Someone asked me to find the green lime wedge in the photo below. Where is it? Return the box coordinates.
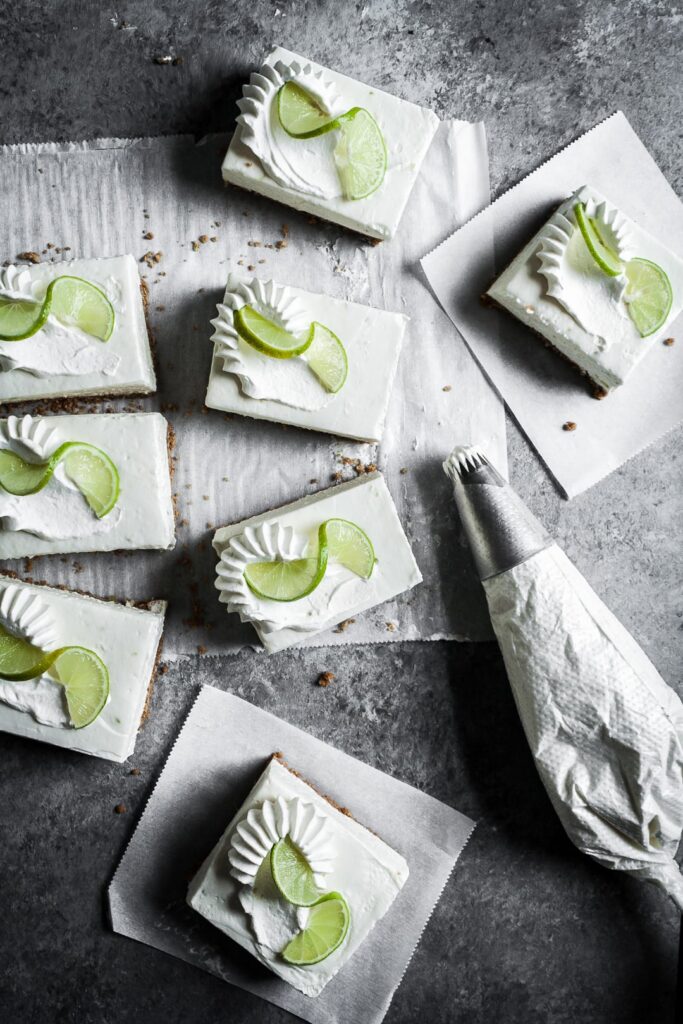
[49,646,109,728]
[244,553,326,602]
[574,202,623,277]
[48,276,115,341]
[624,257,673,337]
[277,81,339,138]
[281,892,350,966]
[0,449,52,495]
[235,305,313,359]
[0,441,119,518]
[0,624,56,681]
[304,323,348,393]
[0,295,49,342]
[334,108,387,200]
[62,444,120,518]
[271,836,321,906]
[323,518,375,578]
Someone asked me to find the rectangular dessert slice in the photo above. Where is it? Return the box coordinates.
[0,412,175,559]
[0,255,156,403]
[188,755,409,997]
[487,184,683,392]
[213,472,421,654]
[0,575,166,762]
[222,46,439,241]
[205,274,407,442]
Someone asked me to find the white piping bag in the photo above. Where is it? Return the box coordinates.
[444,444,683,906]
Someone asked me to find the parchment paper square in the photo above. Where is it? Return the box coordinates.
[108,687,475,1024]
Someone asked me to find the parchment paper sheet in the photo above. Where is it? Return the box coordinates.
[422,111,683,499]
[0,123,503,653]
[108,686,475,1024]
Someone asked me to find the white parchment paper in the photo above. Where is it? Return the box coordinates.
[108,686,475,1024]
[422,111,683,499]
[0,123,503,654]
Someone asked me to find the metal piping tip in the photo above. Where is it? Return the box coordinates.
[443,443,553,581]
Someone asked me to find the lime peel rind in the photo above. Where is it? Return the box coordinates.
[0,275,115,343]
[271,836,321,906]
[280,892,351,966]
[0,441,119,518]
[624,257,673,337]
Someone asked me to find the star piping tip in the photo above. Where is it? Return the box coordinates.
[442,444,489,483]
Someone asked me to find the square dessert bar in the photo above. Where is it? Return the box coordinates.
[205,274,407,442]
[222,46,439,240]
[487,184,683,392]
[0,412,176,559]
[0,255,156,403]
[188,755,409,997]
[214,472,422,654]
[0,575,166,762]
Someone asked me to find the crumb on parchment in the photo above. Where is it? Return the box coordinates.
[334,618,355,634]
[562,421,577,431]
[318,671,335,687]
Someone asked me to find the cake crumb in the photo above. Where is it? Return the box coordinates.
[334,618,355,633]
[562,421,577,431]
[385,621,396,632]
[197,644,207,655]
[17,251,41,264]
[114,803,127,815]
[129,768,141,777]
[318,671,335,687]
[592,387,607,400]
[275,239,288,250]
[198,235,209,244]
[664,337,675,346]
[191,241,200,252]
[442,385,452,392]
[399,467,408,475]
[143,231,154,240]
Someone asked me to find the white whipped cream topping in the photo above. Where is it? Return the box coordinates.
[0,583,69,727]
[537,193,639,350]
[0,265,121,378]
[0,415,121,540]
[229,795,336,957]
[237,60,347,199]
[215,519,376,641]
[228,795,336,886]
[211,277,334,411]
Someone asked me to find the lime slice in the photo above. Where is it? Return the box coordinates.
[624,257,673,337]
[323,518,375,578]
[235,305,313,359]
[244,553,326,602]
[271,836,321,906]
[0,294,48,342]
[0,624,56,681]
[281,892,350,966]
[574,202,623,277]
[334,108,387,200]
[277,82,338,138]
[0,449,52,495]
[304,323,348,393]
[50,646,109,728]
[62,444,120,518]
[48,276,115,341]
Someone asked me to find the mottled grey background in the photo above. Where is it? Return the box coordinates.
[0,2,681,1023]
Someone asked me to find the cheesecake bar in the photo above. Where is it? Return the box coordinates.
[487,184,683,392]
[0,575,166,762]
[0,412,175,559]
[0,255,156,403]
[214,473,421,654]
[222,46,439,241]
[205,274,407,442]
[188,755,409,997]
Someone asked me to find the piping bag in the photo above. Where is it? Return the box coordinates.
[443,444,683,906]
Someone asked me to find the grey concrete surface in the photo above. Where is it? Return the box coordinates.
[0,2,682,1022]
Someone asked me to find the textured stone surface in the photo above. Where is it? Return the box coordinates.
[0,2,682,1022]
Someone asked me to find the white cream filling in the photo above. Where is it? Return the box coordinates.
[0,265,121,378]
[536,195,639,352]
[236,60,348,199]
[211,277,335,411]
[0,414,120,540]
[215,520,378,640]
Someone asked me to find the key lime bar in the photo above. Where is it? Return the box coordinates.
[0,575,166,762]
[487,185,683,393]
[214,473,421,654]
[188,754,409,997]
[0,255,156,403]
[0,413,175,559]
[222,46,439,241]
[205,274,407,441]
